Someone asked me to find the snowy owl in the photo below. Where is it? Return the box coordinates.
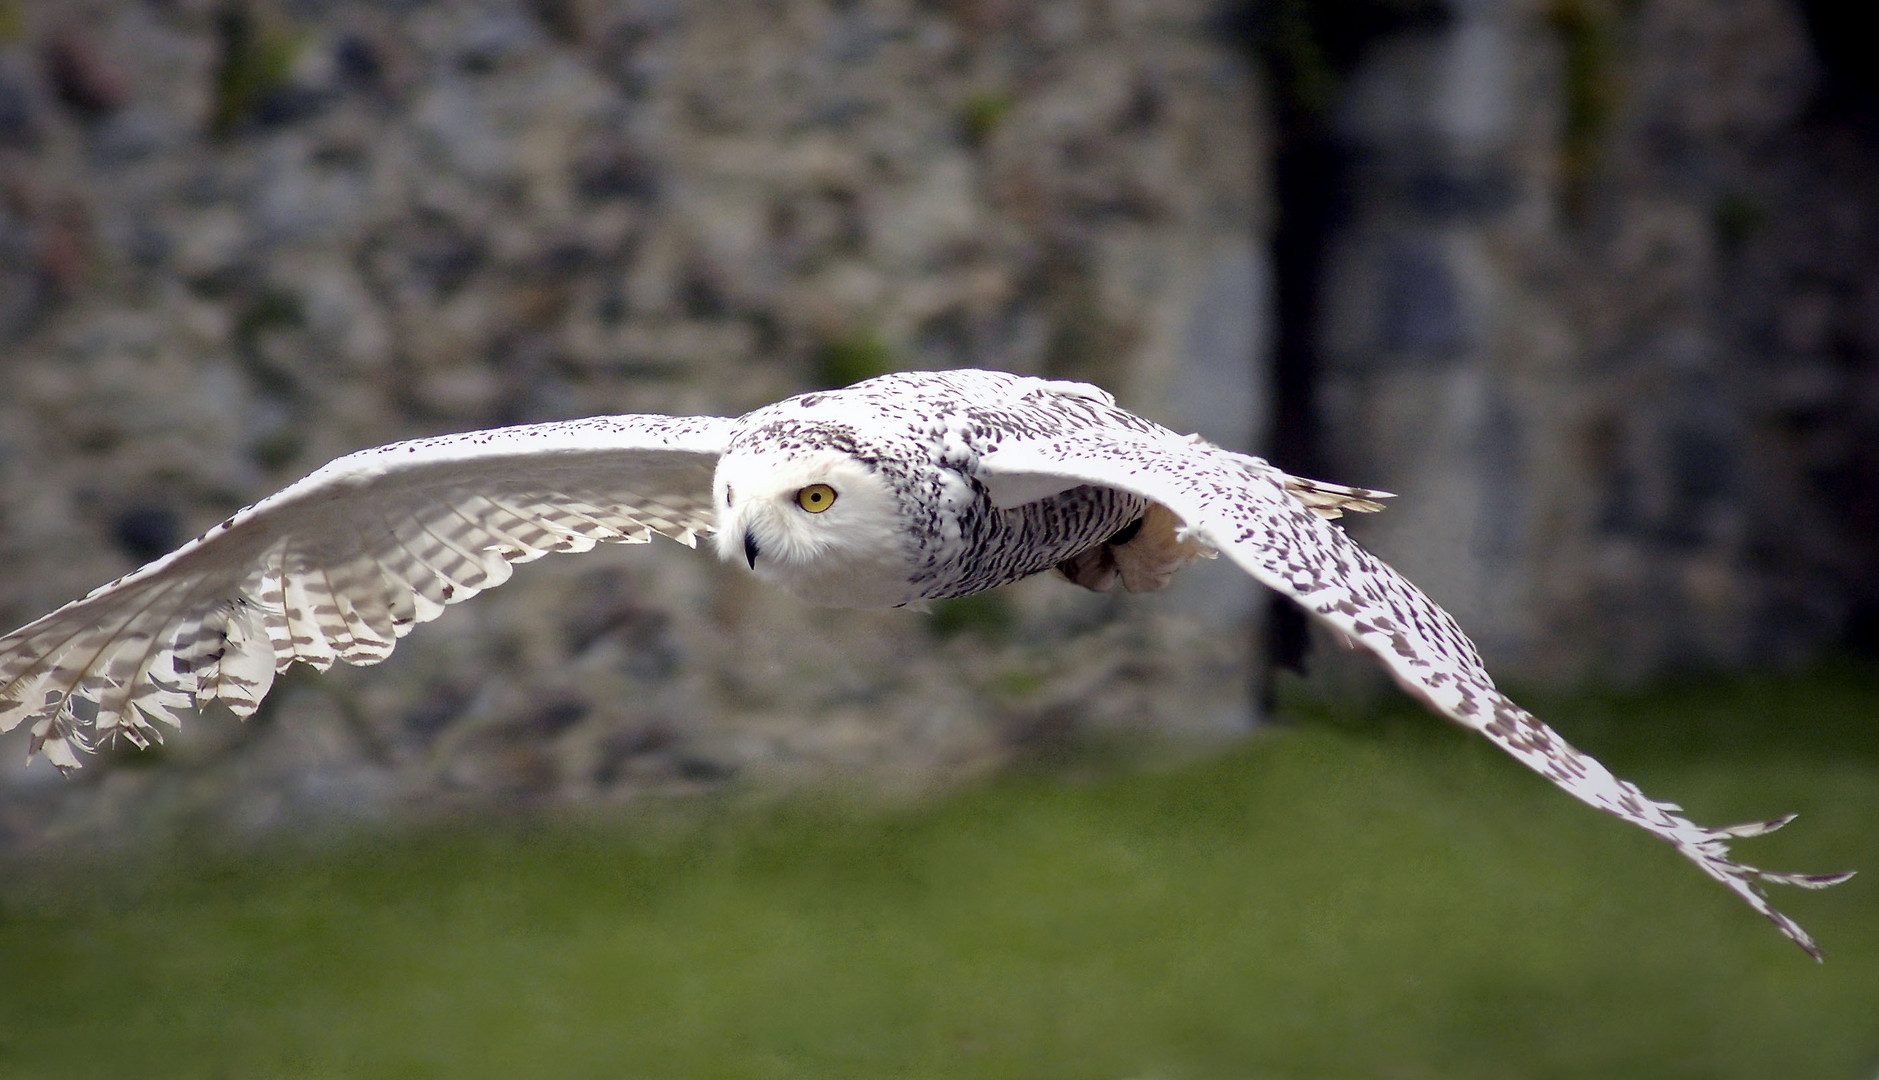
[0,369,1851,957]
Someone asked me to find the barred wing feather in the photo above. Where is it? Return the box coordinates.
[0,414,730,772]
[978,424,1853,961]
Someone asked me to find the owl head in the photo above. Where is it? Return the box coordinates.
[712,444,915,608]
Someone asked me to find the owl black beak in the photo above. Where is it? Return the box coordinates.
[743,530,759,569]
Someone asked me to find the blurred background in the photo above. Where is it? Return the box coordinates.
[0,1,1874,1075]
[2,0,1873,844]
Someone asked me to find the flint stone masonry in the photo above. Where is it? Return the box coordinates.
[1316,0,1878,686]
[0,0,1262,848]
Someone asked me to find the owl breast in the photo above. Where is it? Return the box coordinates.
[915,482,1148,601]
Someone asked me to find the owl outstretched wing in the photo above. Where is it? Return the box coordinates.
[0,414,730,772]
[975,409,1852,960]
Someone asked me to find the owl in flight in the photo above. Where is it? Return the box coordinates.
[0,369,1851,957]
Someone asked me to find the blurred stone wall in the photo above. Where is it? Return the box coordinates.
[0,0,1264,847]
[1315,0,1879,685]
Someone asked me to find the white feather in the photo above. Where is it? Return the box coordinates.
[976,420,1852,961]
[0,414,729,767]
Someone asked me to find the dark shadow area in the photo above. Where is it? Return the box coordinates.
[1214,0,1447,691]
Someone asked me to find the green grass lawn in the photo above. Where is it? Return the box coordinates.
[2,664,1875,1079]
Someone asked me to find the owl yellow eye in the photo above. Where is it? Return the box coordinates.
[795,484,837,513]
